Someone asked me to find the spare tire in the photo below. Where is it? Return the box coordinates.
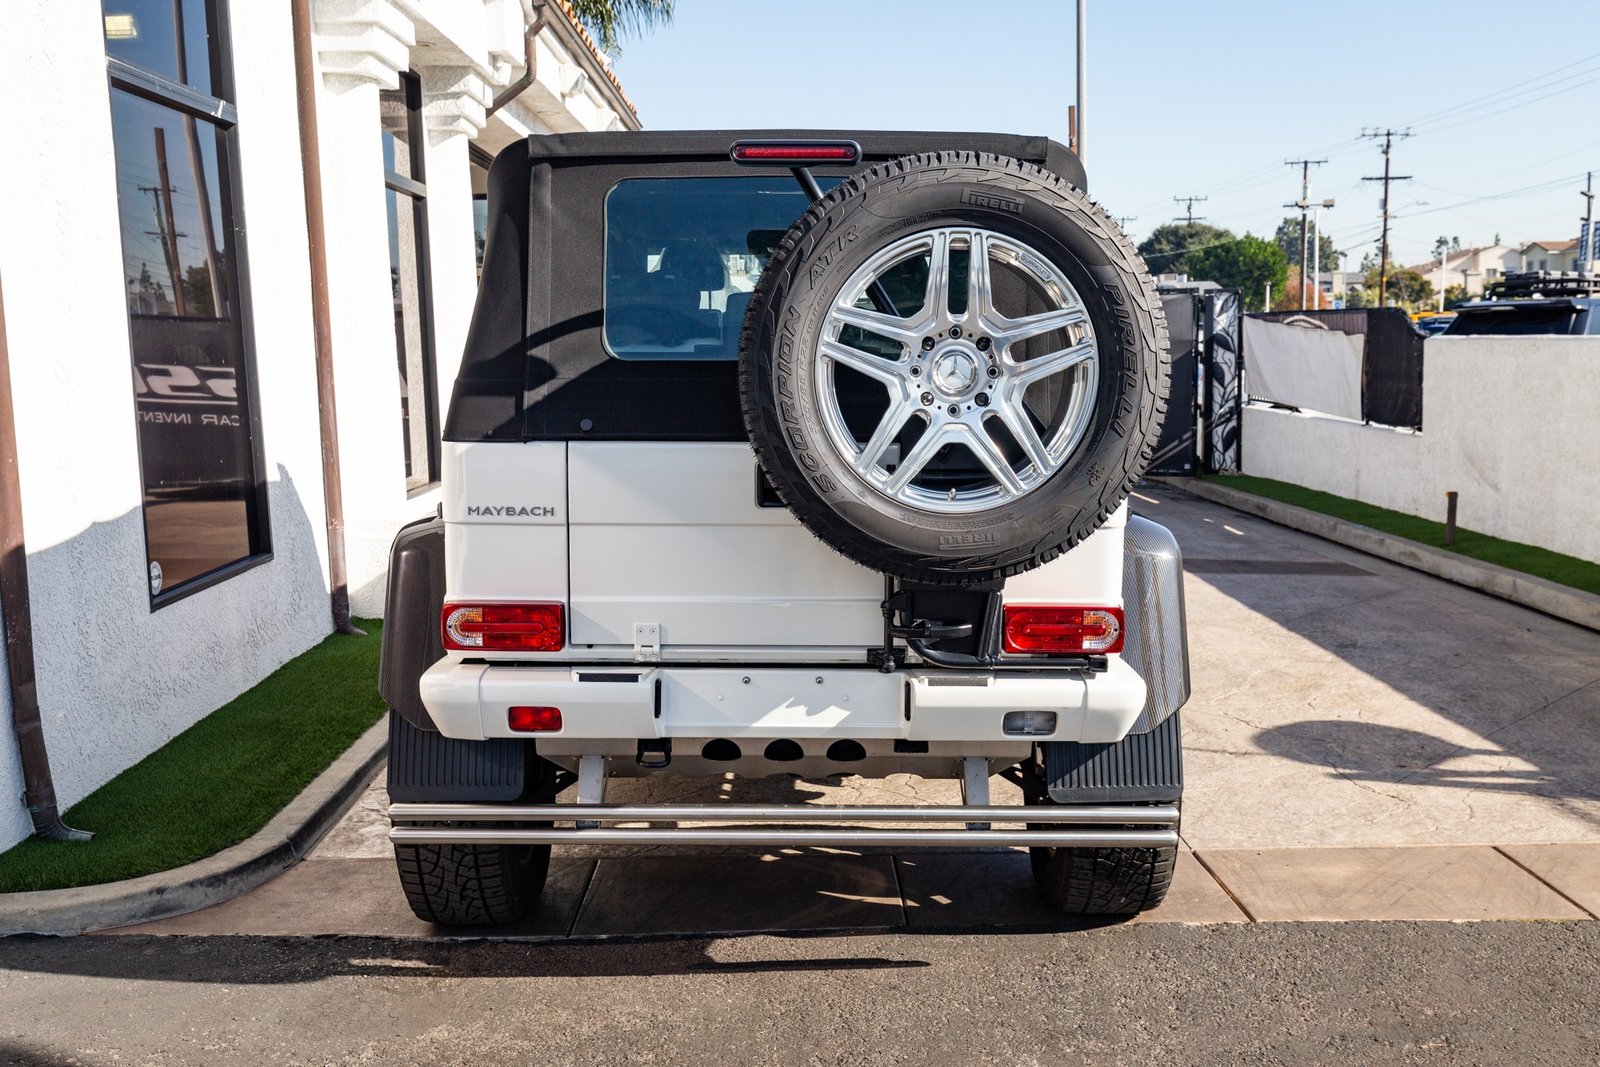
[739,151,1168,585]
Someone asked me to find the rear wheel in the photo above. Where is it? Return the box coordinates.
[1028,837,1176,917]
[1025,790,1177,916]
[393,755,559,927]
[394,830,551,926]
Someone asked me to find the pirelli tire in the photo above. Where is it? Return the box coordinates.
[739,151,1168,584]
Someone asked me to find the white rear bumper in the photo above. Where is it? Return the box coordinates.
[419,657,1148,744]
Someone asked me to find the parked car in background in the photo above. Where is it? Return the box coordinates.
[1412,312,1455,336]
[1444,272,1600,336]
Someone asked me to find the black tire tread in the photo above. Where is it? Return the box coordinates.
[1029,842,1177,916]
[738,150,1169,585]
[394,833,549,926]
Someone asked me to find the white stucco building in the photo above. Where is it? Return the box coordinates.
[0,0,636,850]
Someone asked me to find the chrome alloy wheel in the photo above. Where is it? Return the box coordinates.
[814,227,1099,515]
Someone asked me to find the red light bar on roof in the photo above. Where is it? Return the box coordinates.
[729,140,861,166]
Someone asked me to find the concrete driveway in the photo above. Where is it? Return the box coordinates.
[113,482,1600,937]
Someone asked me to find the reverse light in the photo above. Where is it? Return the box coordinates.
[729,140,861,166]
[1002,606,1125,655]
[1002,710,1059,737]
[441,602,564,652]
[508,706,563,733]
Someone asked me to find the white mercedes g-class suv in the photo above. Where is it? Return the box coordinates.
[379,131,1188,924]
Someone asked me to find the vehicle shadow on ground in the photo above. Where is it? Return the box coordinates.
[2,926,1144,984]
[1254,720,1575,794]
[1140,484,1600,826]
[0,1040,97,1067]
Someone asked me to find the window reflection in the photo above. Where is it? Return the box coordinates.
[104,0,217,95]
[389,188,432,485]
[110,83,264,594]
[111,92,228,319]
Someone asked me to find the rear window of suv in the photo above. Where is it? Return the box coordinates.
[602,176,837,361]
[1445,303,1584,335]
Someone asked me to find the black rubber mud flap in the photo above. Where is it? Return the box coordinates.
[1042,712,1182,804]
[386,711,526,804]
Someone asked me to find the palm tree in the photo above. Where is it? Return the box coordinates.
[568,0,674,53]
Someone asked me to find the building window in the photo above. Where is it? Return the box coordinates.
[470,143,493,281]
[104,0,271,604]
[381,72,438,491]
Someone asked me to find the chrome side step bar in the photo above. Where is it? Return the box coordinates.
[388,803,1180,848]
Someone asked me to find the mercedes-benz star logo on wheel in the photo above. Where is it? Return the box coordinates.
[932,350,978,394]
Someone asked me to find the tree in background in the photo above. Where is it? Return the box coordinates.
[1343,285,1376,308]
[1188,234,1288,312]
[1444,284,1471,307]
[569,0,673,52]
[1135,222,1233,278]
[1271,216,1338,272]
[1359,262,1434,311]
[1270,266,1335,311]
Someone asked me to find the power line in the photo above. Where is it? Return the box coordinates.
[1172,196,1207,223]
[1400,171,1588,218]
[1400,52,1600,132]
[1413,71,1600,138]
[1360,129,1413,306]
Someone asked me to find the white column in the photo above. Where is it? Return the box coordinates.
[417,66,493,402]
[312,0,419,613]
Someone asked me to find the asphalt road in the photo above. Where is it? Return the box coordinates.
[3,921,1598,1065]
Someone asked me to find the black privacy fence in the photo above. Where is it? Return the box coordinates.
[1250,308,1424,430]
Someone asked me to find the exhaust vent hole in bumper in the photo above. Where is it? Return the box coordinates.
[702,738,742,762]
[763,739,804,762]
[825,739,866,762]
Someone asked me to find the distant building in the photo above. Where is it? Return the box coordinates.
[1402,244,1519,297]
[1520,239,1579,273]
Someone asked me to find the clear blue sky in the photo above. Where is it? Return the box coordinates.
[611,1,1600,270]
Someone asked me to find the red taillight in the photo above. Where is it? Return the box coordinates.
[1002,606,1125,655]
[508,706,563,733]
[729,140,861,165]
[441,602,564,652]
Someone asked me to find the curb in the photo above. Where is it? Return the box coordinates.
[1153,476,1600,634]
[0,718,388,937]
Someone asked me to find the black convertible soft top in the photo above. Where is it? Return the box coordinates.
[444,130,1083,444]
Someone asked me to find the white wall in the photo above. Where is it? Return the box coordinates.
[1242,335,1600,563]
[0,2,334,849]
[0,0,632,849]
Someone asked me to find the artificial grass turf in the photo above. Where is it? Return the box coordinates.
[0,620,384,893]
[1211,474,1600,598]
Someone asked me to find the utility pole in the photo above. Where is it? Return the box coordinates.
[1173,196,1208,224]
[1437,242,1447,313]
[1115,215,1137,232]
[1076,0,1086,162]
[1582,171,1595,273]
[151,128,188,316]
[1361,128,1413,307]
[1313,203,1329,309]
[1285,159,1327,309]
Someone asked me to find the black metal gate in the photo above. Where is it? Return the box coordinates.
[1148,287,1243,475]
[1149,294,1200,475]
